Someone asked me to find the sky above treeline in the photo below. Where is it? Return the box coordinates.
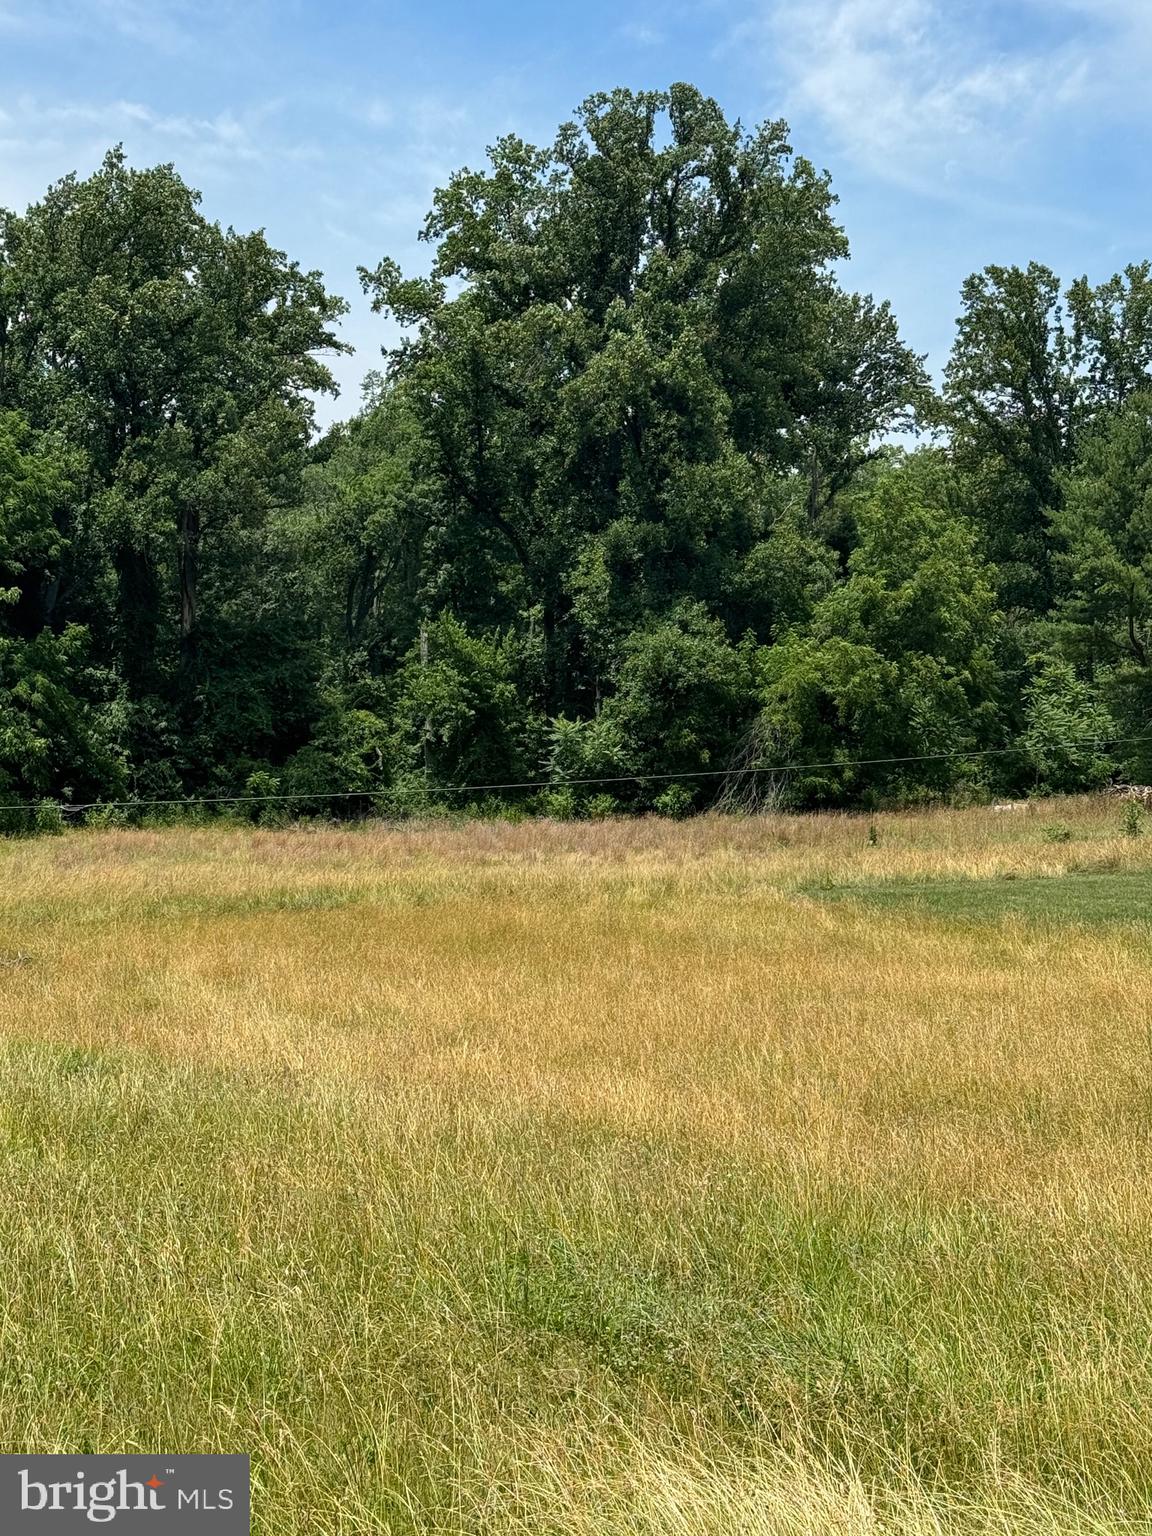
[1,0,1149,427]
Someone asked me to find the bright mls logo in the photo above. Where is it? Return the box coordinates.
[0,1456,249,1531]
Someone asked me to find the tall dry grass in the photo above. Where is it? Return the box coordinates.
[0,797,1150,1532]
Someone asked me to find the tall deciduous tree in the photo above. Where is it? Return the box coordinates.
[0,411,116,803]
[944,263,1075,613]
[0,147,347,779]
[757,458,1003,803]
[361,85,926,714]
[1067,262,1152,414]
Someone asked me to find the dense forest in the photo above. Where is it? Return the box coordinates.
[1,83,1149,823]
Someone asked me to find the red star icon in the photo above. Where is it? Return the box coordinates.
[146,1476,164,1489]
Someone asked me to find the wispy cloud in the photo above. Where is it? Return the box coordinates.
[0,0,241,50]
[758,0,1149,197]
[620,21,666,48]
[0,94,321,216]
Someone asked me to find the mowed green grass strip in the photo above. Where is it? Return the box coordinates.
[807,867,1152,930]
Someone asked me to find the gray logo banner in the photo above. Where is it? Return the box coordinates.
[0,1456,249,1531]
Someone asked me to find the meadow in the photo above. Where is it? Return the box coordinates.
[3,797,1152,1533]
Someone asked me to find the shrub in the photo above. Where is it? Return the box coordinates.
[243,770,283,826]
[584,793,620,820]
[392,616,529,787]
[0,801,32,837]
[86,804,127,830]
[1041,821,1072,843]
[653,782,694,819]
[374,773,449,822]
[34,799,65,836]
[605,604,757,783]
[1122,799,1145,838]
[1019,661,1116,793]
[461,795,525,823]
[538,787,578,820]
[546,714,629,786]
[281,707,395,818]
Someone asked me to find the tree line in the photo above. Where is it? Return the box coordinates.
[1,84,1148,823]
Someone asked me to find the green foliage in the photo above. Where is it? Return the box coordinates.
[546,713,629,788]
[0,627,121,806]
[652,782,695,819]
[85,804,128,831]
[944,263,1072,611]
[583,793,620,820]
[0,411,70,606]
[243,770,282,826]
[375,773,446,822]
[392,615,529,786]
[281,703,394,817]
[1041,821,1073,843]
[360,84,924,718]
[1122,799,1145,838]
[757,465,1002,804]
[34,799,65,836]
[735,497,840,641]
[603,603,757,782]
[8,99,1152,826]
[537,787,578,820]
[0,146,346,806]
[1017,661,1116,793]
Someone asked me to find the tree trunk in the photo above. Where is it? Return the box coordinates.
[114,543,161,694]
[179,501,201,677]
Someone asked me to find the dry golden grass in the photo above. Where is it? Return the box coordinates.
[1,796,1151,1532]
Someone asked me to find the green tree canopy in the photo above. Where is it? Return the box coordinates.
[0,146,347,783]
[361,84,926,717]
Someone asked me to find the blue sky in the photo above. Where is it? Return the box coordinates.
[2,0,1150,426]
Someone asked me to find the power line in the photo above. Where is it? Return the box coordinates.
[3,731,1149,818]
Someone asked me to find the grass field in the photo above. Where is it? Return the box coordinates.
[4,795,1152,1533]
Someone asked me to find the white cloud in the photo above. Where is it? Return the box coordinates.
[620,21,665,47]
[762,0,1147,195]
[0,94,320,216]
[359,99,395,130]
[0,0,238,50]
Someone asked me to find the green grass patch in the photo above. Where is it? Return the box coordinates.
[806,868,1152,931]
